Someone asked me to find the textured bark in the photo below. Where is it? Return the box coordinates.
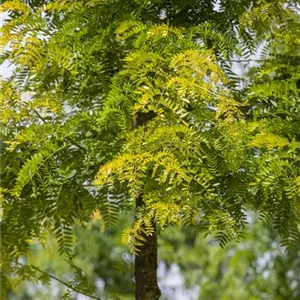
[135,197,161,300]
[133,111,160,299]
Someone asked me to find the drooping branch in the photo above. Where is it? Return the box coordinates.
[16,262,102,300]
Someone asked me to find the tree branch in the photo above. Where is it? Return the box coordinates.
[33,109,47,123]
[229,59,265,63]
[17,262,102,300]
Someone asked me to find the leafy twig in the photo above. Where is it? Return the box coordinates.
[17,262,102,300]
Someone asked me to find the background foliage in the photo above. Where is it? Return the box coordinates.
[8,216,300,299]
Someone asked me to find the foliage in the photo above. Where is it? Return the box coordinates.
[8,217,300,299]
[160,216,300,300]
[1,0,300,297]
[7,215,134,300]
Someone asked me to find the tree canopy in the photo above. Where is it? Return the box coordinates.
[1,0,300,299]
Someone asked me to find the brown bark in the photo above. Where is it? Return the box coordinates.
[133,111,160,299]
[135,197,161,300]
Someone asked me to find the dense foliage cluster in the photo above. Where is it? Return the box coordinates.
[1,0,300,298]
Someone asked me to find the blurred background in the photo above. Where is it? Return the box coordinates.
[7,213,300,300]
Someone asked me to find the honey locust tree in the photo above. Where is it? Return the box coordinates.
[1,1,300,299]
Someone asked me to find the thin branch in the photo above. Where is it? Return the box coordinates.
[194,83,224,98]
[17,262,102,300]
[33,109,47,123]
[229,59,265,63]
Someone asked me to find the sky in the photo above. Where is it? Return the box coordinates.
[1,12,14,78]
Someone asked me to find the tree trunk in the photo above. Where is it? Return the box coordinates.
[135,197,161,300]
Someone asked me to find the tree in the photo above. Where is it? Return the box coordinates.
[1,1,300,299]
